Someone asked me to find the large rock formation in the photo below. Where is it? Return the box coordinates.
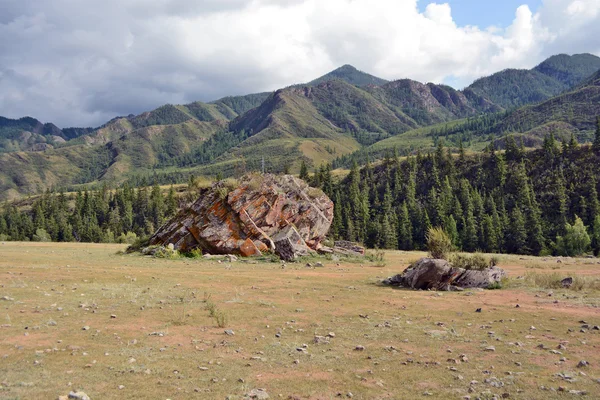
[383,258,507,290]
[149,174,333,258]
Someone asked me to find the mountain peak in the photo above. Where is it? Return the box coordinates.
[308,65,388,87]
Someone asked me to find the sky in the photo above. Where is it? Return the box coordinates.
[0,0,599,128]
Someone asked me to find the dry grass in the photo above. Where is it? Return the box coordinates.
[0,243,599,399]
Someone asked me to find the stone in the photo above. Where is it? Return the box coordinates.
[382,258,507,290]
[577,360,589,368]
[224,330,235,336]
[246,388,269,399]
[148,174,333,258]
[313,335,330,345]
[561,277,573,288]
[272,225,311,261]
[68,391,91,400]
[333,241,365,256]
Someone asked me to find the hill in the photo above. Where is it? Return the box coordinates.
[467,53,600,109]
[308,64,389,87]
[1,55,599,200]
[0,116,94,153]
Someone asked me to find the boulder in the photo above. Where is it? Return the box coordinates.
[383,258,507,290]
[561,277,573,288]
[332,240,365,256]
[149,174,333,258]
[272,225,311,261]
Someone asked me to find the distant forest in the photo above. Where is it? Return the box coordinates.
[2,122,600,256]
[318,125,600,256]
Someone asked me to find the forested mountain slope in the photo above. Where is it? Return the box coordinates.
[315,138,600,256]
[467,53,600,109]
[1,54,599,201]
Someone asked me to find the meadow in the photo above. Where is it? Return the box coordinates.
[1,242,599,399]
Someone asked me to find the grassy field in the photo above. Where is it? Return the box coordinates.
[1,242,599,399]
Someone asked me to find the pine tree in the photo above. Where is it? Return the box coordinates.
[507,207,528,254]
[593,116,600,152]
[592,214,600,256]
[398,202,413,250]
[299,160,309,181]
[444,215,459,248]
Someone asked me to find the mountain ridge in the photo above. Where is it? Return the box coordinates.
[1,53,599,201]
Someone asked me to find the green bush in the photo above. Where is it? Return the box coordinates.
[450,253,490,271]
[556,216,591,256]
[183,248,203,258]
[214,310,229,328]
[426,227,453,260]
[32,228,51,242]
[118,231,138,245]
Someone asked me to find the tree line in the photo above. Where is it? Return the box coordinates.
[314,120,600,256]
[2,119,600,257]
[0,183,178,243]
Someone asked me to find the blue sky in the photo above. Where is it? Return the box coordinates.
[419,0,543,28]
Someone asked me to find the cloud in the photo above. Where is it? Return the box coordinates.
[0,0,598,127]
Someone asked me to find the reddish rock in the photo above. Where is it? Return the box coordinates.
[149,174,334,257]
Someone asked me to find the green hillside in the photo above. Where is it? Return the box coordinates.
[0,116,93,153]
[308,64,389,87]
[467,53,600,109]
[1,55,599,201]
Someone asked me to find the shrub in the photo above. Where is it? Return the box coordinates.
[183,248,203,258]
[450,253,490,271]
[556,216,591,256]
[426,227,453,260]
[118,231,138,245]
[32,228,51,242]
[214,310,229,328]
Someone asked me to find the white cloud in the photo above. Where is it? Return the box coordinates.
[0,0,598,127]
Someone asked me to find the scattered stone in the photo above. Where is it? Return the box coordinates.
[245,388,269,399]
[1,296,14,301]
[110,314,116,319]
[333,241,365,256]
[82,326,90,331]
[224,330,235,336]
[67,391,90,400]
[484,346,496,352]
[577,360,589,368]
[355,345,365,351]
[313,336,330,345]
[561,277,573,288]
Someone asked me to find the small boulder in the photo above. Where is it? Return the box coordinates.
[68,391,90,400]
[246,388,269,399]
[561,277,573,288]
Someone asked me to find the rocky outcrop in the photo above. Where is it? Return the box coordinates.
[149,174,333,258]
[383,258,507,290]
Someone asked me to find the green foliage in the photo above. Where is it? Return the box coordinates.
[214,310,229,328]
[450,253,491,271]
[32,228,51,242]
[307,64,388,87]
[118,232,138,244]
[183,248,203,259]
[323,142,600,256]
[555,216,591,256]
[426,227,453,260]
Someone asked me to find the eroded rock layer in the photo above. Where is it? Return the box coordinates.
[149,174,333,257]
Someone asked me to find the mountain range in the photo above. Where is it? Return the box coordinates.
[1,53,599,201]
